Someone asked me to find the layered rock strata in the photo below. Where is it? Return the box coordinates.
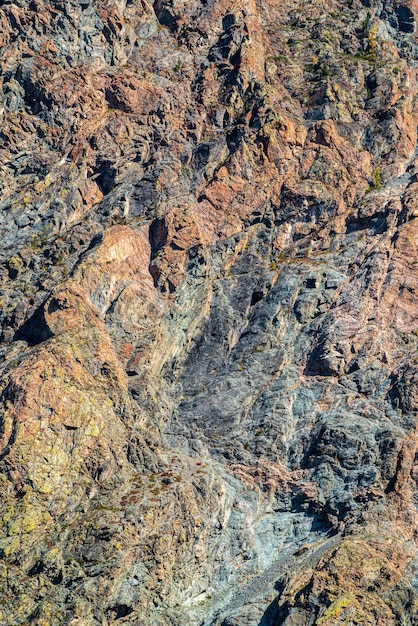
[0,0,418,624]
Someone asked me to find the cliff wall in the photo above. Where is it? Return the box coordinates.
[0,0,418,624]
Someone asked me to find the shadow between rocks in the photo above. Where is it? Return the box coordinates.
[257,581,285,626]
[258,599,281,626]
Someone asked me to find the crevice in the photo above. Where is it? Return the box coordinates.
[152,0,178,31]
[396,5,415,33]
[107,604,134,619]
[14,302,52,346]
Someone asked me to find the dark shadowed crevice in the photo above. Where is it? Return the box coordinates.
[149,217,168,257]
[107,604,134,620]
[94,160,117,195]
[14,303,52,346]
[396,5,415,33]
[152,0,178,30]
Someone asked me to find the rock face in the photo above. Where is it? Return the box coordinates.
[1,0,418,624]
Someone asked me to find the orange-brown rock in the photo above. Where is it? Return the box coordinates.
[1,0,418,624]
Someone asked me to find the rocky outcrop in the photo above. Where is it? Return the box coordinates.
[0,0,418,624]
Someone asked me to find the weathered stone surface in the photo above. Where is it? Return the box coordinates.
[0,0,418,624]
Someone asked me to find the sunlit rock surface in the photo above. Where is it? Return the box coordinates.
[0,0,418,624]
